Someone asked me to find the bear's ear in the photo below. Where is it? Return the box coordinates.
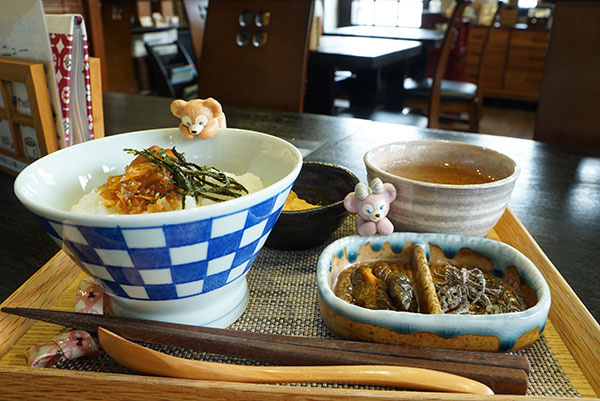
[202,97,223,115]
[170,99,188,118]
[383,183,397,202]
[343,193,358,213]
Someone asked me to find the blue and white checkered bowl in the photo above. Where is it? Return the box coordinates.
[14,128,302,327]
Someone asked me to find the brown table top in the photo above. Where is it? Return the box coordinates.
[325,25,443,45]
[309,35,422,70]
[2,92,599,326]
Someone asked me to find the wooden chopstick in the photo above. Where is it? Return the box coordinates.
[1,307,529,394]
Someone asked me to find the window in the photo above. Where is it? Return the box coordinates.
[350,0,424,28]
[518,0,538,8]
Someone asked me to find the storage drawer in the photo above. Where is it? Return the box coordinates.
[465,65,479,83]
[504,69,543,93]
[488,28,510,46]
[464,25,548,100]
[468,26,488,48]
[510,30,549,49]
[481,45,507,67]
[466,52,481,68]
[507,47,546,71]
[468,42,484,54]
[480,68,504,89]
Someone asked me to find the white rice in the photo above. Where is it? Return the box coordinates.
[71,171,264,214]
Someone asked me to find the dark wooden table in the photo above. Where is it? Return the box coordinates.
[304,35,422,116]
[2,92,600,326]
[324,25,444,84]
[325,25,443,45]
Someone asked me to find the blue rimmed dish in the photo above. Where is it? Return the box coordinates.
[317,233,551,352]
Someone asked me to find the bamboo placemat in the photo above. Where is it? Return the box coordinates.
[2,215,595,398]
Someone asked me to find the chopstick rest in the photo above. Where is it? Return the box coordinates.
[98,327,494,395]
[26,329,98,368]
[25,280,104,367]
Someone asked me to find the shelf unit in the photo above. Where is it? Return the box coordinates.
[466,24,549,101]
[145,39,198,99]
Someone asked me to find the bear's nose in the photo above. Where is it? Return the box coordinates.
[375,213,381,218]
[191,129,198,134]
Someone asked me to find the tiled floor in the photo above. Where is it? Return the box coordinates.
[336,99,538,139]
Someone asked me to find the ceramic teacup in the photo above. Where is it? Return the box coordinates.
[364,140,519,237]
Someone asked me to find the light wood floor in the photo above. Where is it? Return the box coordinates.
[336,99,538,139]
[478,100,537,139]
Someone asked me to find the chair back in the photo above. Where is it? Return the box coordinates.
[197,0,314,112]
[182,0,209,68]
[475,1,504,97]
[428,0,472,128]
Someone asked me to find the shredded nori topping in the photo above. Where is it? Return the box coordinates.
[124,147,248,208]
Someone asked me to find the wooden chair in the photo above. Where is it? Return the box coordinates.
[403,0,499,131]
[182,0,209,68]
[196,0,314,112]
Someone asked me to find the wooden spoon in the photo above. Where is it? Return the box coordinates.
[98,327,494,395]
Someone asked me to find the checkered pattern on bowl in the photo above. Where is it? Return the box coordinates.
[34,186,291,301]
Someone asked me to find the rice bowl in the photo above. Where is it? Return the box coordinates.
[14,127,303,327]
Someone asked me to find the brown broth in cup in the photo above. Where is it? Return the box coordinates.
[386,161,498,185]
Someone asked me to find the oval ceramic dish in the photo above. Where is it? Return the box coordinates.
[317,233,551,352]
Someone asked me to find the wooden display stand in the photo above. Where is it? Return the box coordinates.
[145,40,198,99]
[0,57,103,176]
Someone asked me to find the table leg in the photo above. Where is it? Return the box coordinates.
[383,60,407,111]
[304,64,336,115]
[349,69,379,115]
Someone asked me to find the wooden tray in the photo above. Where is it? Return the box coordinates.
[1,209,599,400]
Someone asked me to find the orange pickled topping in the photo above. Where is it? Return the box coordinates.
[99,147,182,214]
[130,146,177,167]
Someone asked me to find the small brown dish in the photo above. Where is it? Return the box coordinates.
[265,162,359,250]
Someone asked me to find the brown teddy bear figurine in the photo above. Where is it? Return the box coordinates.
[170,97,227,139]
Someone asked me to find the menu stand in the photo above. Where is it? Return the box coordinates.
[0,57,103,176]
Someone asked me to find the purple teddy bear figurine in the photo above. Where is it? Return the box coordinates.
[344,178,397,236]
